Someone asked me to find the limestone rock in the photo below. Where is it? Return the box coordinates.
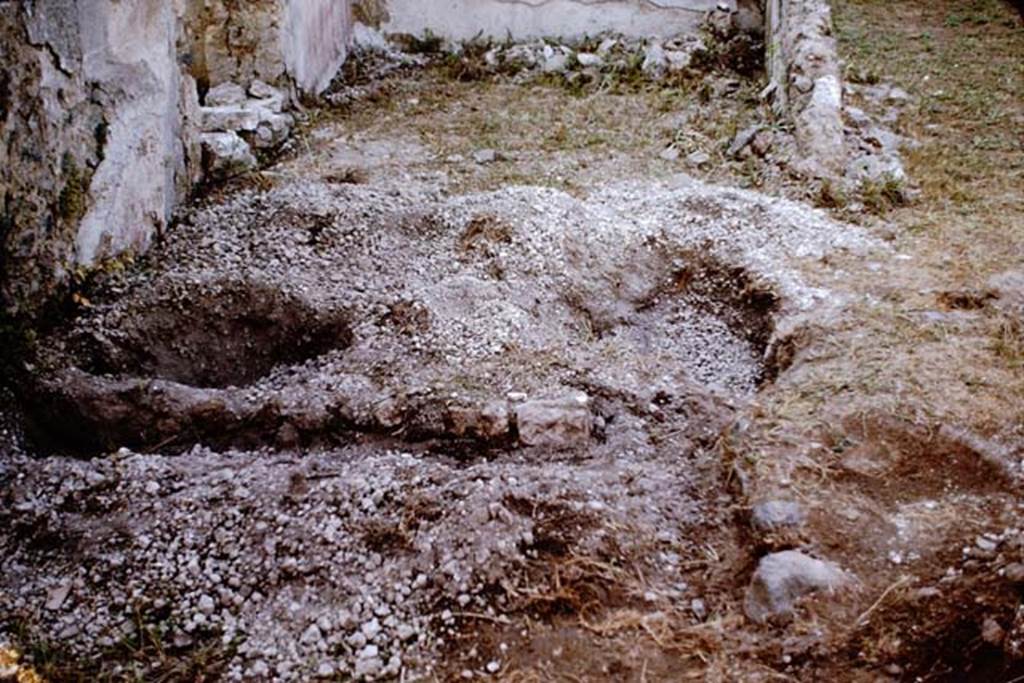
[205,82,247,107]
[751,500,805,532]
[473,149,499,164]
[795,75,845,177]
[728,125,762,158]
[249,80,287,112]
[642,43,667,76]
[744,550,848,623]
[516,394,591,449]
[541,45,569,73]
[201,99,294,150]
[847,152,906,184]
[766,0,846,177]
[445,402,510,441]
[660,146,681,162]
[201,132,258,180]
[687,151,712,167]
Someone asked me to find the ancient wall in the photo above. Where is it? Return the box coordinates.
[765,0,845,177]
[377,0,723,41]
[284,0,353,94]
[0,0,201,316]
[184,0,351,97]
[0,0,352,318]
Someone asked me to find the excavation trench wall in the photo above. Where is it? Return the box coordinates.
[373,0,723,40]
[0,0,352,318]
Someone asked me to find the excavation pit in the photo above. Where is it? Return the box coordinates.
[73,279,353,390]
[13,176,864,460]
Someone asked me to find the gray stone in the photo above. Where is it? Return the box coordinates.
[751,500,805,532]
[728,125,762,158]
[201,132,258,180]
[844,106,871,129]
[642,43,667,76]
[516,393,591,449]
[473,148,499,164]
[248,80,286,111]
[767,0,846,177]
[301,623,323,645]
[796,76,846,176]
[542,45,569,73]
[354,655,384,679]
[45,580,73,611]
[576,52,603,68]
[665,49,694,71]
[686,151,712,168]
[659,146,681,162]
[735,6,765,37]
[201,95,293,151]
[847,152,906,184]
[198,594,216,615]
[360,618,382,639]
[202,104,264,133]
[744,551,848,623]
[252,113,295,149]
[206,82,247,107]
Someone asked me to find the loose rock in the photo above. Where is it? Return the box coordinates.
[744,551,848,623]
[751,500,805,532]
[200,132,258,180]
[515,394,592,449]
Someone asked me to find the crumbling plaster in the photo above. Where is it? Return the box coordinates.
[380,0,728,41]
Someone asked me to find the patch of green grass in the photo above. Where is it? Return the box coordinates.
[814,179,849,210]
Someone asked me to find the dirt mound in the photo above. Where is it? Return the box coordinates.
[1,172,882,679]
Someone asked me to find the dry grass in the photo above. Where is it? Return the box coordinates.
[289,63,771,197]
[755,0,1024,439]
[835,0,1024,274]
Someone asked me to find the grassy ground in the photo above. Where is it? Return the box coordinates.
[297,63,772,196]
[771,0,1024,435]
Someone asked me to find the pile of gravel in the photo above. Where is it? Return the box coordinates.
[2,167,880,678]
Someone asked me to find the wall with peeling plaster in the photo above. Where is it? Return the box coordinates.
[0,0,352,318]
[380,0,727,40]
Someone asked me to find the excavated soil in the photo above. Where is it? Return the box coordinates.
[1,154,881,680]
[4,5,1022,680]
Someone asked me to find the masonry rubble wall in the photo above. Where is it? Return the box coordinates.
[765,0,846,177]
